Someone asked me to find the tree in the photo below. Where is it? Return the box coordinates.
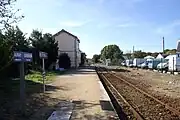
[4,26,29,51]
[0,0,24,29]
[29,30,43,69]
[0,26,29,78]
[123,53,132,59]
[92,54,100,63]
[164,49,176,55]
[133,50,147,58]
[151,52,159,58]
[100,45,123,64]
[80,52,87,66]
[43,33,58,68]
[29,30,59,69]
[58,53,71,69]
[0,32,12,76]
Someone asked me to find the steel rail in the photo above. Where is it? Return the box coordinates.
[109,71,180,117]
[98,71,145,120]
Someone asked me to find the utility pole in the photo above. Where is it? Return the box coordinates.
[162,37,165,54]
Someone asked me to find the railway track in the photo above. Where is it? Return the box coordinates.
[96,67,180,120]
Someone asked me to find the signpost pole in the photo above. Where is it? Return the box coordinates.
[20,61,25,109]
[42,58,45,93]
[39,51,48,93]
[14,51,32,110]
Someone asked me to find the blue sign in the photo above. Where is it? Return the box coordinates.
[23,52,33,62]
[39,52,48,59]
[13,51,32,62]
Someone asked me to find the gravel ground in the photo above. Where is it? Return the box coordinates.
[114,67,180,112]
[104,73,179,120]
[40,69,118,120]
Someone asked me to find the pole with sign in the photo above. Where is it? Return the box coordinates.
[39,52,48,93]
[13,51,32,109]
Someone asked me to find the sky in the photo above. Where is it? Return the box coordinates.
[14,0,180,58]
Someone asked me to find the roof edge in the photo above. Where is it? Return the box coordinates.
[53,29,80,43]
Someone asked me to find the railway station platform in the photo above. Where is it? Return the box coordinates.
[47,68,118,120]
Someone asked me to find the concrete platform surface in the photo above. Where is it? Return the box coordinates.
[47,68,118,120]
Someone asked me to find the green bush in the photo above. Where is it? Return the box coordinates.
[58,53,71,69]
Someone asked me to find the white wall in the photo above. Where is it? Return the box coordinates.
[55,32,82,68]
[75,40,81,67]
[55,32,76,67]
[55,32,75,51]
[156,54,164,59]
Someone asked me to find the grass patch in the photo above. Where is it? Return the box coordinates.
[25,70,66,84]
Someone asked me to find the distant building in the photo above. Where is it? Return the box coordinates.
[144,55,154,59]
[177,40,180,53]
[54,29,81,68]
[156,53,168,59]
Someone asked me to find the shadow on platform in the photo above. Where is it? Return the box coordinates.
[71,100,119,120]
[63,67,96,75]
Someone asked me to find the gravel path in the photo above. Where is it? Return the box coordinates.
[35,69,118,120]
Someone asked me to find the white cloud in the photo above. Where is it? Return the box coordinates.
[59,20,91,27]
[117,23,137,28]
[156,20,180,35]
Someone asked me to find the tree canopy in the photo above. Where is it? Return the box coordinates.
[92,54,100,63]
[164,49,176,55]
[80,52,87,66]
[0,27,60,78]
[58,53,71,69]
[133,50,148,58]
[100,45,123,64]
[0,26,29,77]
[0,0,24,29]
[124,50,177,59]
[29,30,59,69]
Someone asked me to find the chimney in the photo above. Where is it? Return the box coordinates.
[162,37,165,54]
[177,40,180,53]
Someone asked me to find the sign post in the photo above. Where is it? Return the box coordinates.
[39,52,48,93]
[13,51,32,109]
[20,62,25,103]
